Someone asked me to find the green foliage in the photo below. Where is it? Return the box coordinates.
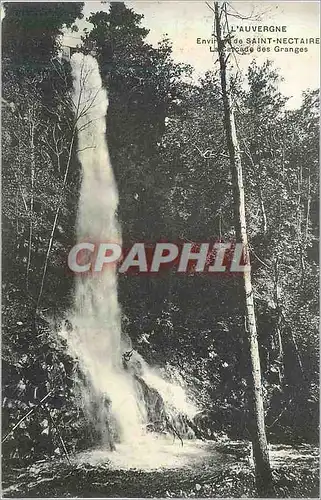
[2,6,82,461]
[2,2,84,66]
[235,62,319,440]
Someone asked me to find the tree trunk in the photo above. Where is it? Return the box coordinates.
[305,167,311,242]
[273,258,284,386]
[214,2,273,495]
[36,66,84,312]
[36,130,76,311]
[26,114,36,290]
[257,177,268,235]
[241,140,267,235]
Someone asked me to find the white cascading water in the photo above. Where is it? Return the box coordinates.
[61,53,197,464]
[66,52,146,445]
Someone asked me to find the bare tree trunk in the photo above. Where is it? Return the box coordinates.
[36,130,76,311]
[305,167,311,242]
[36,69,84,312]
[257,179,267,235]
[26,114,36,290]
[273,258,284,386]
[214,3,273,495]
[296,164,306,282]
[240,135,268,235]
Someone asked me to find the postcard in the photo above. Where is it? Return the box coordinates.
[2,1,319,498]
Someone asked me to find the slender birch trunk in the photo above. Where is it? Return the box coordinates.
[36,129,76,311]
[305,167,311,242]
[36,64,84,311]
[26,113,36,290]
[214,3,273,495]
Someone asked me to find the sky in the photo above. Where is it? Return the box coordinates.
[3,1,318,109]
[62,1,320,109]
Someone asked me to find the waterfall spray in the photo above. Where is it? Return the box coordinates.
[62,53,197,454]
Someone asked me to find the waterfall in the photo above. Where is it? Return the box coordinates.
[61,53,197,452]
